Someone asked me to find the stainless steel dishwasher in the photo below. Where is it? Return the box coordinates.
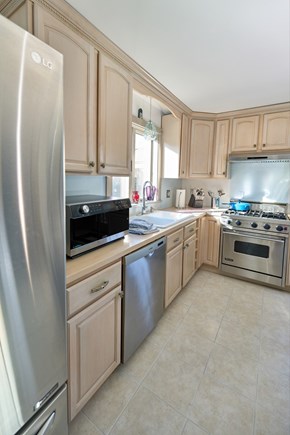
[122,237,166,362]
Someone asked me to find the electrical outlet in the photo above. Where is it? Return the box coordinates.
[166,189,171,198]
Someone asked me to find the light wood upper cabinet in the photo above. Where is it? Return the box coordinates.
[68,286,121,421]
[34,5,97,173]
[231,115,259,152]
[213,119,229,177]
[162,114,181,178]
[179,114,190,178]
[189,119,214,177]
[98,53,132,175]
[262,111,290,151]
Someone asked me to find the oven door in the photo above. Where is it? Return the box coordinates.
[221,229,285,279]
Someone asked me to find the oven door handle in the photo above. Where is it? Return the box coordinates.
[223,230,286,243]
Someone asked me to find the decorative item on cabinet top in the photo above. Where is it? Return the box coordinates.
[144,97,157,141]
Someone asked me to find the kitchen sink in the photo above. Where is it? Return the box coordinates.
[131,211,191,228]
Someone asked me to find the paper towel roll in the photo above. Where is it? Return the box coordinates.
[176,189,186,209]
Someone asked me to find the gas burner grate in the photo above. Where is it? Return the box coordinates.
[261,212,287,220]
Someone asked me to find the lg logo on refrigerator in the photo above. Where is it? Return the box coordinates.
[31,51,53,70]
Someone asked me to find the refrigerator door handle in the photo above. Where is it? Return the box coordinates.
[36,411,56,435]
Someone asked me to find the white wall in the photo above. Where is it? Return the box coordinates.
[66,175,106,196]
[181,178,230,208]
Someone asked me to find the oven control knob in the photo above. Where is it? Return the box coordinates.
[263,223,271,230]
[227,219,232,225]
[276,225,283,232]
[235,220,242,226]
[251,222,258,228]
[80,205,90,214]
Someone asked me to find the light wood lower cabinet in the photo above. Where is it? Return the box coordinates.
[68,286,121,421]
[165,220,199,307]
[201,216,221,267]
[286,244,290,287]
[182,235,196,286]
[165,230,183,307]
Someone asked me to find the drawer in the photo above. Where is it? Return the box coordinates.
[184,221,196,240]
[167,228,183,251]
[67,261,121,318]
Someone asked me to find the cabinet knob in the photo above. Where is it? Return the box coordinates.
[222,171,225,175]
[253,144,257,148]
[100,163,106,168]
[88,161,95,167]
[262,143,266,147]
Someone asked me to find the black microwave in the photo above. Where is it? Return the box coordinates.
[66,195,131,258]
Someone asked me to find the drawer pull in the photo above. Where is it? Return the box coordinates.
[90,281,109,293]
[173,238,180,243]
[189,228,195,233]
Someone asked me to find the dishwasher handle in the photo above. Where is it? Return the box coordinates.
[124,237,166,265]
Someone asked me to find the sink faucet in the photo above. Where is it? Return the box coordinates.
[142,180,153,214]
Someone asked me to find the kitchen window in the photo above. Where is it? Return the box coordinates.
[110,123,161,202]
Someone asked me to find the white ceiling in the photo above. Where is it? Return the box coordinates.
[66,0,290,113]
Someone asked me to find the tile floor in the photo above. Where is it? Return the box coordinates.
[69,270,290,435]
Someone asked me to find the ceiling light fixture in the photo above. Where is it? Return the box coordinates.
[144,97,157,141]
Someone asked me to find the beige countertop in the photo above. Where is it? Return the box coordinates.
[66,208,223,287]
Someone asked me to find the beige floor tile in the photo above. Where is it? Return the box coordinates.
[203,280,233,297]
[205,344,259,400]
[145,316,177,348]
[260,322,290,347]
[257,365,290,424]
[181,310,221,341]
[82,367,139,434]
[182,419,208,435]
[187,376,255,435]
[223,300,262,328]
[189,292,229,313]
[143,349,204,414]
[110,386,185,435]
[120,338,161,382]
[162,299,190,326]
[69,412,103,435]
[230,284,263,306]
[164,327,213,369]
[216,319,261,361]
[260,335,290,376]
[254,403,290,435]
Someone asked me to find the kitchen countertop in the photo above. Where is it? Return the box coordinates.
[66,208,223,287]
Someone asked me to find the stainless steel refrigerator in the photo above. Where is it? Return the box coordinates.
[0,15,68,435]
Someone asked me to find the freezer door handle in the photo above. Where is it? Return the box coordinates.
[36,411,56,435]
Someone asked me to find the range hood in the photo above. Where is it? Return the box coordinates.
[229,154,290,205]
[229,153,290,162]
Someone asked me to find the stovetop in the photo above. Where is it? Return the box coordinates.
[223,209,289,220]
[221,204,290,234]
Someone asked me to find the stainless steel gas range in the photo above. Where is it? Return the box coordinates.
[220,204,290,287]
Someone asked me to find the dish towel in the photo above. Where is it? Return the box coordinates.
[129,218,160,235]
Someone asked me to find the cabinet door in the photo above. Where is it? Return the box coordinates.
[182,235,196,286]
[213,119,229,177]
[162,114,181,178]
[262,111,290,151]
[34,6,97,173]
[68,287,121,420]
[189,120,214,177]
[179,114,189,178]
[165,244,183,307]
[98,53,132,175]
[231,115,259,152]
[201,216,221,267]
